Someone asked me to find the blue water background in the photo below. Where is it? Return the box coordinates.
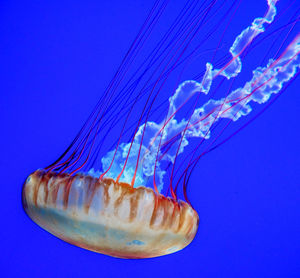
[0,0,299,277]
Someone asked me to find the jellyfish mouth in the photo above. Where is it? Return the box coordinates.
[22,169,199,259]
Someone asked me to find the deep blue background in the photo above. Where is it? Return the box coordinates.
[0,0,299,277]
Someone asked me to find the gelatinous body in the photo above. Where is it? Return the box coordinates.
[23,170,198,258]
[22,0,299,258]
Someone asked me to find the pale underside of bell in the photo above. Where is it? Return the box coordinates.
[22,170,199,259]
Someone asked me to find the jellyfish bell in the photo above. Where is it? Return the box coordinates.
[22,0,299,259]
[22,170,198,258]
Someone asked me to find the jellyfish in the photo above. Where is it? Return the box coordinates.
[22,0,299,259]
